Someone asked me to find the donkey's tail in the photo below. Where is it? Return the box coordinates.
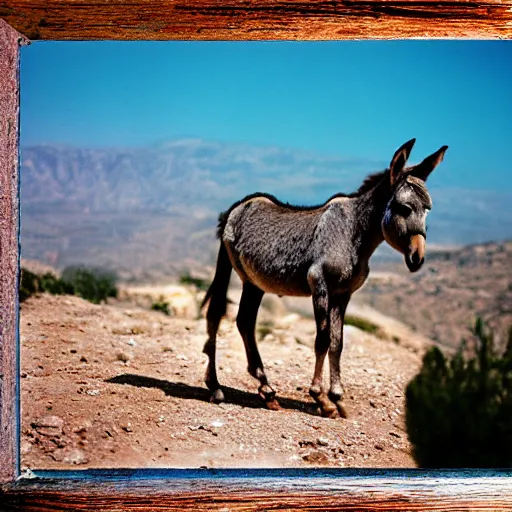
[201,241,232,318]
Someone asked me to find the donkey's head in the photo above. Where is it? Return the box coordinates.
[381,139,448,272]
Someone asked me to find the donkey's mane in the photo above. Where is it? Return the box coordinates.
[216,169,389,238]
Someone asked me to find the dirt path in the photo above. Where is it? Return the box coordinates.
[20,294,425,469]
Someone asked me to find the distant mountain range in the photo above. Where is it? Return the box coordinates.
[20,139,512,279]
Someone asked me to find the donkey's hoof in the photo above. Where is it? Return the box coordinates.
[311,392,338,419]
[320,402,339,419]
[335,401,347,419]
[328,390,344,404]
[210,388,225,403]
[265,398,281,411]
[309,386,322,399]
[258,384,276,402]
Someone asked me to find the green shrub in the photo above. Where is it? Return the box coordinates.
[151,298,171,316]
[19,268,41,302]
[257,320,275,341]
[40,272,74,295]
[344,315,379,334]
[405,318,512,468]
[179,272,210,291]
[19,265,118,305]
[61,266,118,304]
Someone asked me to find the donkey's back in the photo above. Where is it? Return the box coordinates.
[220,194,328,297]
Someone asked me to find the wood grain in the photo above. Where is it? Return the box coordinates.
[1,469,512,511]
[0,19,26,485]
[1,0,512,41]
[2,1,512,508]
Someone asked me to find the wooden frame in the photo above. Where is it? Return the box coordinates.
[1,1,512,509]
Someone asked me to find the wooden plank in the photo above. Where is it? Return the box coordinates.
[2,469,512,511]
[0,19,27,485]
[0,0,512,41]
[2,0,512,508]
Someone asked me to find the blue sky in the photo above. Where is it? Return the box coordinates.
[20,41,512,190]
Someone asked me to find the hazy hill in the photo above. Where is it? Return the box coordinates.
[20,139,512,279]
[356,241,512,351]
[20,140,382,277]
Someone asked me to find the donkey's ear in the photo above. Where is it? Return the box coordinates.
[410,145,448,182]
[390,138,416,185]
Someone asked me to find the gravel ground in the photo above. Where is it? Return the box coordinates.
[20,293,425,470]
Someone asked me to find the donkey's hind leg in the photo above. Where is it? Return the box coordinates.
[308,265,338,418]
[327,295,350,418]
[203,304,225,403]
[237,282,279,409]
[309,294,339,418]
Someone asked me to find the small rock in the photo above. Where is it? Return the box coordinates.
[31,416,64,437]
[127,338,137,347]
[20,440,32,456]
[302,449,330,465]
[121,423,133,433]
[210,420,224,428]
[375,443,384,451]
[80,356,88,363]
[369,399,377,408]
[389,432,401,438]
[316,437,329,447]
[73,425,88,436]
[63,448,88,465]
[116,352,131,363]
[86,389,100,396]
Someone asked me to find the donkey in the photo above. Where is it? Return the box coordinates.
[201,139,447,418]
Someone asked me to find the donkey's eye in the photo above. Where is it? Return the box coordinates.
[394,203,413,217]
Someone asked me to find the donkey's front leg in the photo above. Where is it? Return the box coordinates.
[328,294,350,418]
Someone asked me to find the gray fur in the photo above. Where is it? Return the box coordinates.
[202,139,448,418]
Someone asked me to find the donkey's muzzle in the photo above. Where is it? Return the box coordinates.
[405,234,426,272]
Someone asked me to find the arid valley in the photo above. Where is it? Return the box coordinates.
[19,140,512,470]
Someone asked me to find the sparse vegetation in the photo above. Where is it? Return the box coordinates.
[19,268,73,302]
[61,266,118,304]
[19,266,118,305]
[151,297,171,316]
[257,320,275,341]
[179,272,210,291]
[406,318,512,468]
[19,269,42,302]
[344,315,379,335]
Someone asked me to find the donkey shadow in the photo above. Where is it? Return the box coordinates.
[106,374,319,416]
